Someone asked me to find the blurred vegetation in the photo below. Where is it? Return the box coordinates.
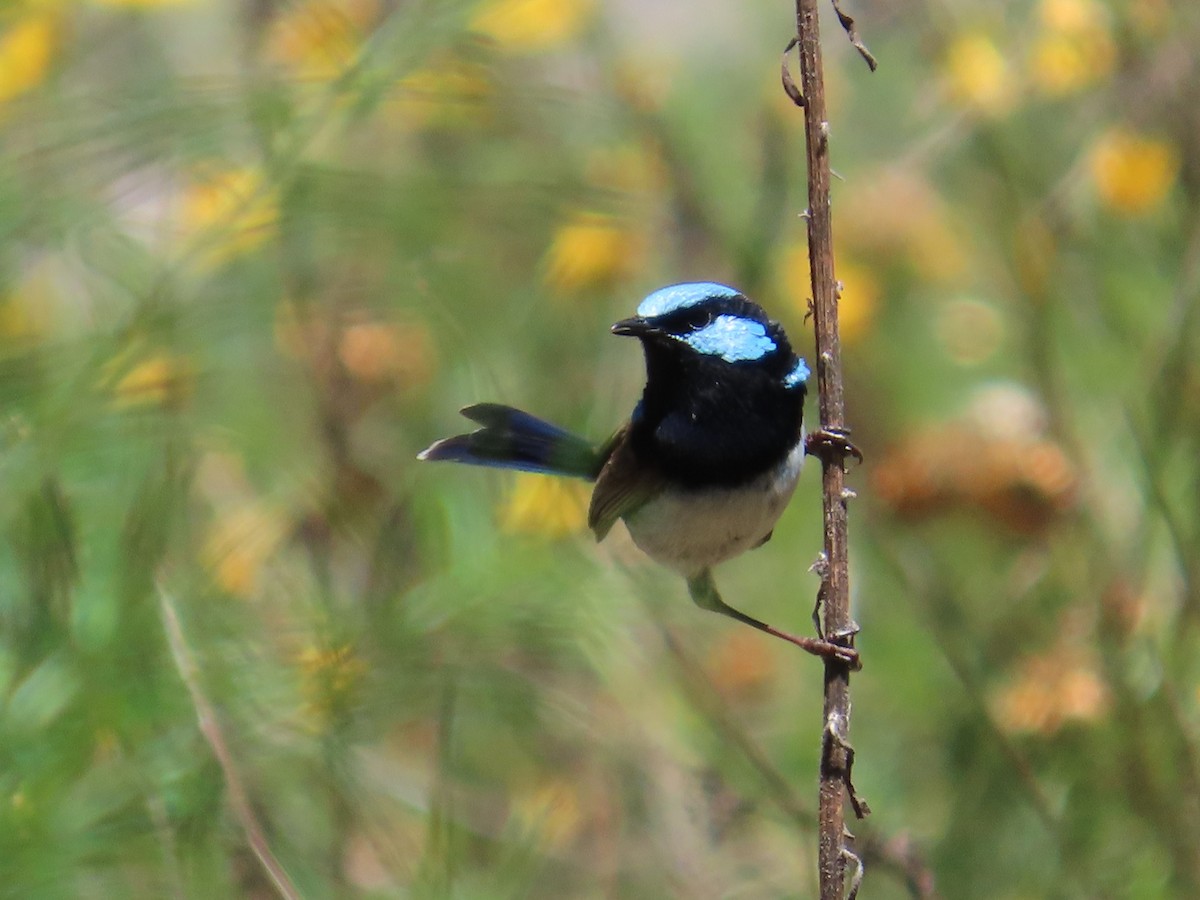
[1,0,1198,897]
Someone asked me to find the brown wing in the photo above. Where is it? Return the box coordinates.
[588,425,664,541]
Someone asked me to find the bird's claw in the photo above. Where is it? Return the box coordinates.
[805,427,864,466]
[827,642,862,670]
[811,614,861,669]
[829,620,860,642]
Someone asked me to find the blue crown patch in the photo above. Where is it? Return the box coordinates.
[637,282,742,318]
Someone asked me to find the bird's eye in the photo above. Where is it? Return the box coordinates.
[656,305,718,336]
[683,308,715,331]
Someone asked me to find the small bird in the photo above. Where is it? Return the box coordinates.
[419,282,856,664]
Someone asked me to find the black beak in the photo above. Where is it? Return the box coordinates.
[612,316,655,338]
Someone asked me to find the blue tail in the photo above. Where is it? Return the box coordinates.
[418,404,602,480]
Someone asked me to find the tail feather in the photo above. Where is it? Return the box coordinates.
[418,404,601,480]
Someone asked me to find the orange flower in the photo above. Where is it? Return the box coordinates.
[993,649,1109,735]
[707,629,777,700]
[872,397,1078,537]
[338,319,435,388]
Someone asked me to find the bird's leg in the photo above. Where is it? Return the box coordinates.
[687,570,860,669]
[805,426,864,466]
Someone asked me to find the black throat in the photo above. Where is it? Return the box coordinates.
[629,343,805,489]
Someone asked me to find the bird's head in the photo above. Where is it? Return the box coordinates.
[612,282,809,390]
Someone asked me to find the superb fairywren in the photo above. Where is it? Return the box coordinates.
[420,282,856,664]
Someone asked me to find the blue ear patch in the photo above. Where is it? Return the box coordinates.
[784,357,810,387]
[682,315,777,362]
[637,282,741,318]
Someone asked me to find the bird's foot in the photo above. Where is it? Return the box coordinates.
[780,630,862,669]
[744,613,860,669]
[689,570,862,669]
[805,427,864,466]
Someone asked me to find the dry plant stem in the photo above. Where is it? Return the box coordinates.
[659,625,940,899]
[790,1,866,898]
[159,586,302,900]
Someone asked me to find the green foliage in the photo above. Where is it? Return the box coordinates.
[1,0,1198,897]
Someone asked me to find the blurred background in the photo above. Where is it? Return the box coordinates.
[1,0,1197,897]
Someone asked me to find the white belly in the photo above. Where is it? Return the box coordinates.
[622,441,805,578]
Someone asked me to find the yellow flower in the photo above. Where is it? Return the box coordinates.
[612,58,675,114]
[836,261,881,343]
[511,777,583,849]
[0,265,58,339]
[393,57,492,129]
[203,504,287,598]
[0,299,30,338]
[498,474,588,538]
[1089,127,1179,216]
[583,144,666,196]
[1039,0,1097,31]
[542,212,642,296]
[90,0,194,7]
[777,242,878,343]
[1031,35,1095,96]
[179,166,278,265]
[266,0,378,80]
[1030,0,1114,96]
[470,0,595,52]
[943,32,1016,116]
[0,14,58,104]
[111,353,193,409]
[297,643,366,729]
